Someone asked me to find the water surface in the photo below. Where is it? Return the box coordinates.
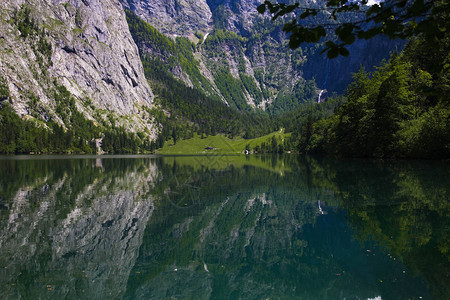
[0,155,448,299]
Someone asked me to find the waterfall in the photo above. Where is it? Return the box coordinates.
[318,200,324,214]
[317,90,324,103]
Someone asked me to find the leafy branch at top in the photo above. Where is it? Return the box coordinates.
[257,0,449,58]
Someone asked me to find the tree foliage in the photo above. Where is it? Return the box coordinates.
[258,0,449,58]
[0,74,10,103]
[0,83,157,154]
[293,34,450,158]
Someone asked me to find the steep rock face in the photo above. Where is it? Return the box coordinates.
[200,33,302,110]
[120,0,262,38]
[302,36,405,93]
[0,0,156,135]
[207,0,263,35]
[120,0,213,37]
[127,10,311,111]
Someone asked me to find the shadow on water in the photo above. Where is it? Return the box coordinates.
[0,155,448,299]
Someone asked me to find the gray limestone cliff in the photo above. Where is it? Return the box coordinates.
[120,0,213,38]
[0,0,157,136]
[120,0,263,38]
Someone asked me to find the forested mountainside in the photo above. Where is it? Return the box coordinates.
[0,0,159,153]
[125,11,274,145]
[123,0,448,159]
[121,0,402,113]
[0,0,446,158]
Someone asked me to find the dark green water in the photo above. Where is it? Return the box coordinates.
[0,155,448,300]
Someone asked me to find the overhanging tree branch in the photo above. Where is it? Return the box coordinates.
[257,0,449,58]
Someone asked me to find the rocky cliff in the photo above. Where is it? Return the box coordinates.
[120,0,213,37]
[0,0,156,136]
[120,0,262,38]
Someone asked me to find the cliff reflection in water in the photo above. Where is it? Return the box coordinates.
[0,157,158,299]
[0,155,448,299]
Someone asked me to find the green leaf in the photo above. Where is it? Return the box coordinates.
[300,10,312,19]
[339,47,350,57]
[325,41,337,48]
[257,4,266,14]
[408,0,425,16]
[285,4,299,14]
[317,26,326,38]
[342,32,355,44]
[327,46,339,59]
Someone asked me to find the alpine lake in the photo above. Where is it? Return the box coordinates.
[0,154,448,300]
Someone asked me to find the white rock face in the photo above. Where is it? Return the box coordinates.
[120,0,214,37]
[119,0,263,37]
[0,0,156,135]
[218,0,264,35]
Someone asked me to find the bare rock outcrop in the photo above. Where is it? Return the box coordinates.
[0,0,156,136]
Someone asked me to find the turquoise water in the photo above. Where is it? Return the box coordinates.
[0,155,448,299]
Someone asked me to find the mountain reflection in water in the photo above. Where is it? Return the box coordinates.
[0,155,448,299]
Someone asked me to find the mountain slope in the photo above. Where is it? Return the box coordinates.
[126,11,274,143]
[125,6,316,113]
[121,0,401,114]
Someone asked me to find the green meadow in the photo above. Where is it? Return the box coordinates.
[157,130,291,155]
